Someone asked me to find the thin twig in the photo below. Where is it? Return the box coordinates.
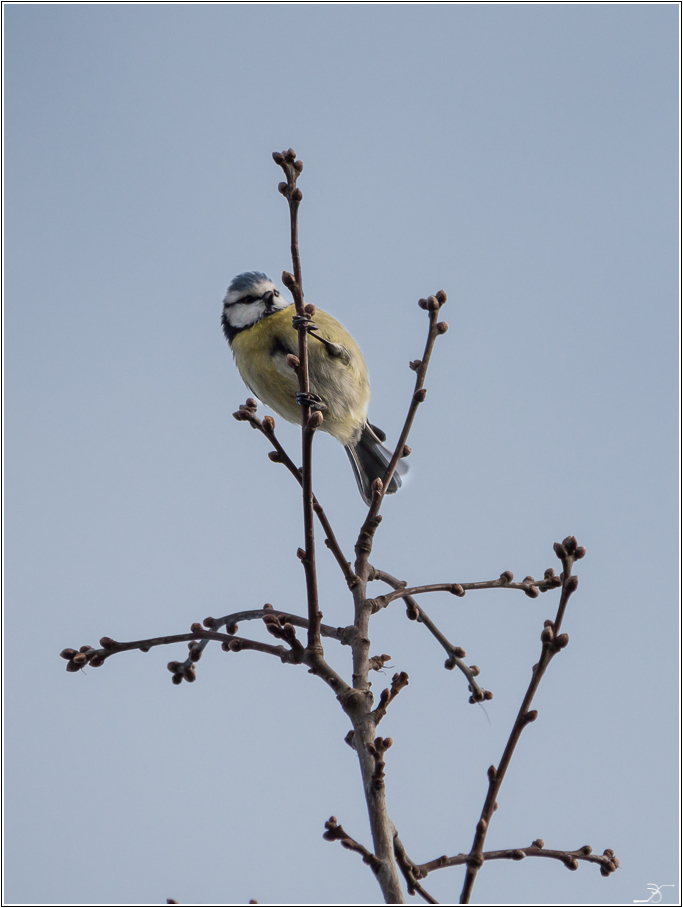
[417,840,619,878]
[323,817,383,875]
[459,537,586,904]
[369,567,489,703]
[354,292,447,581]
[369,570,562,610]
[273,148,322,652]
[233,402,357,586]
[393,834,439,904]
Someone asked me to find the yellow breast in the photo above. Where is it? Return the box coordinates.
[231,305,370,446]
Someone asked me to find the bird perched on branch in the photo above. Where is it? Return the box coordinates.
[222,271,407,504]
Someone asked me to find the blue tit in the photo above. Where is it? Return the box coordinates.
[221,271,407,504]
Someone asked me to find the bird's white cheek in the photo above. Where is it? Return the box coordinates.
[225,300,266,330]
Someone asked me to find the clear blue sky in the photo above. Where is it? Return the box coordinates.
[5,4,679,905]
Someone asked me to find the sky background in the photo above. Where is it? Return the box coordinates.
[5,4,679,906]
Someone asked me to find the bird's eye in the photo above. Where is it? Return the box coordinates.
[273,289,280,296]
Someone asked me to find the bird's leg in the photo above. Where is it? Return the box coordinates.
[308,331,351,364]
[291,314,351,363]
[295,391,327,411]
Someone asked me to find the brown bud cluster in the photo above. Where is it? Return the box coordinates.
[61,645,104,672]
[562,535,578,555]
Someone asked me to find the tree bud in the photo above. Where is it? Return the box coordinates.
[436,290,447,305]
[436,321,449,334]
[564,574,579,593]
[562,535,577,555]
[272,151,284,164]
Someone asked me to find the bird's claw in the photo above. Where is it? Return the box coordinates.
[292,315,317,331]
[295,392,327,411]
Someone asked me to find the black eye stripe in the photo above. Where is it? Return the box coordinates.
[225,294,259,307]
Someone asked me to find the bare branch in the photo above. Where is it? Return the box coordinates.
[416,840,620,878]
[370,569,562,610]
[369,568,490,704]
[355,291,447,580]
[393,834,439,904]
[273,149,322,652]
[371,672,410,725]
[323,816,383,874]
[234,401,357,588]
[459,537,587,904]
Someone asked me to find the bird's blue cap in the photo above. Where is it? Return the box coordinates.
[228,271,271,294]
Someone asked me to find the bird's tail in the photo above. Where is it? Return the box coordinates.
[344,424,408,506]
